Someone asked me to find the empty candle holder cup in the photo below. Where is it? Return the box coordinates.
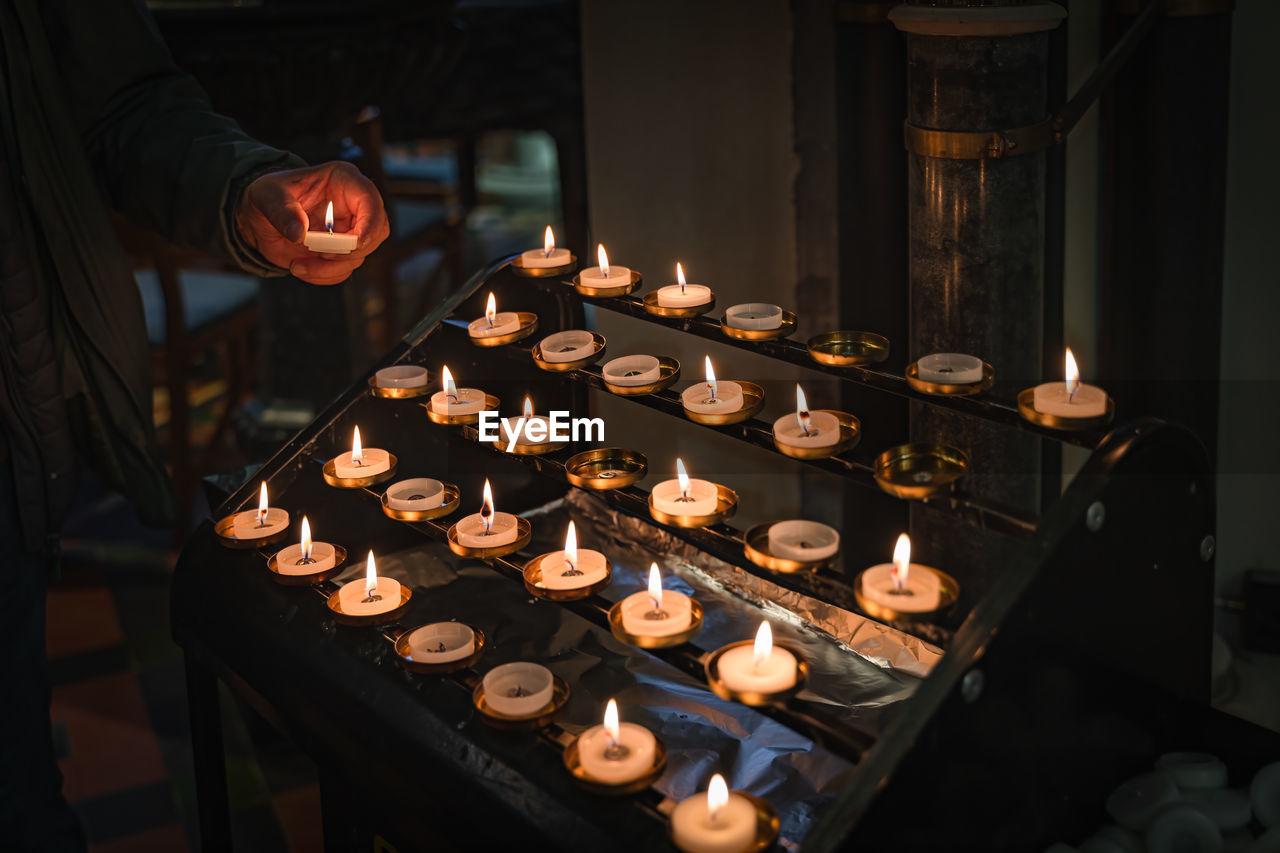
[601,355,681,396]
[393,623,485,675]
[326,584,412,628]
[705,640,809,707]
[425,392,499,426]
[532,330,607,372]
[266,544,347,586]
[721,305,797,341]
[772,410,861,460]
[742,522,837,574]
[368,365,432,399]
[607,597,704,649]
[873,442,968,500]
[571,268,641,298]
[564,448,647,490]
[648,484,738,528]
[469,311,538,348]
[511,252,577,278]
[446,515,532,559]
[642,289,716,319]
[381,479,460,522]
[563,731,669,796]
[806,330,891,367]
[472,662,570,730]
[905,357,994,396]
[681,380,765,426]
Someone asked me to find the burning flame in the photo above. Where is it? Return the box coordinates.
[480,479,494,533]
[676,458,691,500]
[704,356,718,401]
[753,621,773,671]
[603,698,620,749]
[676,261,686,295]
[350,426,364,467]
[892,533,911,591]
[300,516,313,561]
[563,521,578,573]
[485,292,497,328]
[795,384,813,436]
[708,774,729,822]
[597,244,611,277]
[442,365,457,400]
[1065,347,1080,400]
[257,481,269,526]
[324,201,334,234]
[523,396,534,419]
[648,563,663,610]
[364,550,377,595]
[544,225,555,257]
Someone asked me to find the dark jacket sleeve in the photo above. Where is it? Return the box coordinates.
[37,0,305,276]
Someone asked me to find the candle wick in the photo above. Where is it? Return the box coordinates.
[643,607,669,621]
[603,740,631,762]
[361,591,383,603]
[561,556,583,577]
[294,555,316,566]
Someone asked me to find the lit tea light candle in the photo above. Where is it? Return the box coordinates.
[767,520,840,563]
[602,354,661,386]
[429,366,486,416]
[651,458,719,517]
[536,521,608,590]
[332,426,391,479]
[303,201,357,254]
[374,365,429,389]
[716,622,798,695]
[519,225,572,269]
[773,385,840,449]
[336,551,402,616]
[483,661,554,716]
[384,478,445,512]
[576,699,658,785]
[671,773,758,853]
[273,516,336,575]
[656,262,713,308]
[859,534,941,614]
[468,292,521,339]
[455,479,520,548]
[724,302,783,331]
[538,330,596,363]
[406,622,475,664]
[578,244,631,290]
[917,352,984,385]
[230,482,290,539]
[620,563,693,638]
[1032,348,1109,418]
[681,357,743,415]
[501,396,555,449]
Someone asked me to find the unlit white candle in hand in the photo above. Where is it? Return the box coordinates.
[333,426,390,478]
[681,356,743,415]
[520,225,572,268]
[651,458,719,517]
[917,352,984,384]
[772,385,840,448]
[656,262,712,308]
[429,365,485,415]
[620,563,693,637]
[468,292,522,339]
[671,774,758,853]
[537,521,607,590]
[274,516,336,575]
[1033,348,1108,418]
[455,480,519,547]
[577,699,658,785]
[717,622,797,694]
[231,482,289,539]
[861,533,941,613]
[337,551,402,616]
[303,202,357,254]
[578,244,631,290]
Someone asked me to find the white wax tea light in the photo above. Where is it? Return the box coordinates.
[1033,348,1108,418]
[429,366,485,415]
[724,302,783,331]
[917,352,984,384]
[482,662,553,716]
[303,201,357,254]
[385,478,445,511]
[537,521,608,590]
[671,774,758,853]
[681,356,743,414]
[332,425,390,478]
[468,292,521,339]
[501,397,555,447]
[860,533,941,614]
[337,551,402,616]
[767,520,840,562]
[620,563,693,637]
[407,622,475,663]
[772,385,840,449]
[519,225,571,269]
[576,699,658,785]
[274,516,336,575]
[455,480,520,548]
[717,622,798,695]
[374,365,429,388]
[578,244,631,290]
[656,262,713,308]
[651,458,719,517]
[538,330,596,363]
[602,354,661,386]
[231,482,290,539]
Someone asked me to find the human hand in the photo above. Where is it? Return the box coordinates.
[234,161,390,285]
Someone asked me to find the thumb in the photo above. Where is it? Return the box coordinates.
[249,176,308,244]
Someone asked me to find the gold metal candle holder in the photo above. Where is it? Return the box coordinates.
[807,330,891,367]
[510,253,578,278]
[472,674,570,730]
[905,360,995,396]
[326,585,413,628]
[722,792,780,853]
[564,448,647,490]
[266,544,348,586]
[602,356,681,396]
[322,455,399,489]
[563,732,669,796]
[873,442,968,500]
[1016,387,1116,431]
[607,598,704,649]
[503,430,567,456]
[214,514,290,550]
[704,640,809,707]
[772,410,861,460]
[681,380,765,426]
[741,523,834,574]
[648,484,738,528]
[641,290,716,318]
[380,481,460,522]
[393,625,486,675]
[446,516,532,559]
[522,552,613,601]
[720,311,798,341]
[469,312,538,347]
[570,269,641,298]
[424,393,500,426]
[531,332,607,372]
[854,566,959,623]
[367,375,432,400]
